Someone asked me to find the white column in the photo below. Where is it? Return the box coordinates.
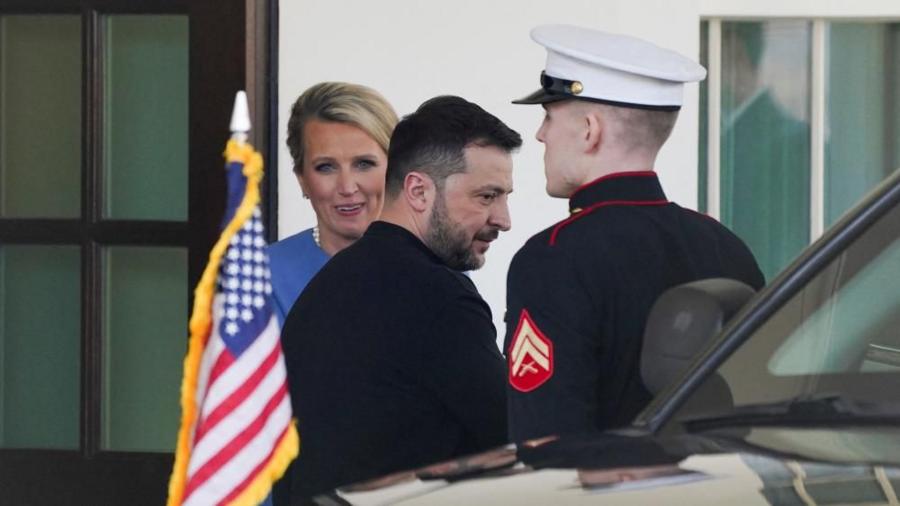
[810,19,827,240]
[707,19,722,220]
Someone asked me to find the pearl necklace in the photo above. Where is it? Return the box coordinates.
[312,226,321,248]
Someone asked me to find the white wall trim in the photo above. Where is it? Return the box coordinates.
[810,19,827,240]
[699,0,900,18]
[706,20,722,220]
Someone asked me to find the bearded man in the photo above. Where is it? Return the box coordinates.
[278,95,521,502]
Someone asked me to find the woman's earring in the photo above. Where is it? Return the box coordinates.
[302,193,309,199]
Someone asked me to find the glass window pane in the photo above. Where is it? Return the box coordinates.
[102,246,187,451]
[720,21,812,281]
[0,16,81,218]
[103,15,188,221]
[1,246,80,449]
[825,23,900,225]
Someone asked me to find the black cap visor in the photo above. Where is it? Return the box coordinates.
[512,71,577,105]
[512,88,569,105]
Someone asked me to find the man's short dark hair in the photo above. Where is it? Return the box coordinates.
[385,96,522,196]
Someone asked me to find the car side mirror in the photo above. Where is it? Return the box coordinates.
[640,278,756,396]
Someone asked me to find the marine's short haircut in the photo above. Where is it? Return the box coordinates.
[596,103,679,153]
[385,96,522,196]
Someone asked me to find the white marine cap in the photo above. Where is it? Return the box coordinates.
[513,24,707,110]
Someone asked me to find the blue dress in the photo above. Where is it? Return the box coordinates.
[266,228,329,506]
[267,228,330,324]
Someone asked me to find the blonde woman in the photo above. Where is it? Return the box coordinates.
[268,82,398,323]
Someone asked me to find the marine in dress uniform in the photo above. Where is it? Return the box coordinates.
[505,25,765,442]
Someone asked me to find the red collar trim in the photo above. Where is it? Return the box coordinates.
[550,199,669,246]
[569,171,657,200]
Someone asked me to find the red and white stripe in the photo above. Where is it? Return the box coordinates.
[181,294,292,506]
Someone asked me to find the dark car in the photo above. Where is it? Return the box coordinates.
[316,168,900,506]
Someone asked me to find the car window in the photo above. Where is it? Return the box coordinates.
[677,195,900,418]
[768,231,900,375]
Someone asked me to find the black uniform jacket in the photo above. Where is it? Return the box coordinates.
[278,221,507,501]
[504,171,764,442]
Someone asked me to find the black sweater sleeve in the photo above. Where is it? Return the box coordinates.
[420,293,508,452]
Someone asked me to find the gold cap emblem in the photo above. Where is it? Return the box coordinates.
[569,81,584,95]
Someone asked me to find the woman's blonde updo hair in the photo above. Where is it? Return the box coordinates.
[286,82,398,174]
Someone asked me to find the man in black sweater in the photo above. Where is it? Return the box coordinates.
[278,96,522,502]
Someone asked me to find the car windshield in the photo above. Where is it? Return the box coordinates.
[676,194,900,425]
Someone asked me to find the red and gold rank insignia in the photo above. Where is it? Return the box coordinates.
[508,309,553,392]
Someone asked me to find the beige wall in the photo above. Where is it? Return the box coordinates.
[278,0,702,337]
[277,0,900,338]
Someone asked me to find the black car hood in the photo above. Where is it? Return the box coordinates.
[317,427,900,505]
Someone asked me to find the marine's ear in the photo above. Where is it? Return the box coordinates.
[583,107,605,154]
[403,171,436,213]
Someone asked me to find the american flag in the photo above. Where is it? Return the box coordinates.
[169,140,298,506]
